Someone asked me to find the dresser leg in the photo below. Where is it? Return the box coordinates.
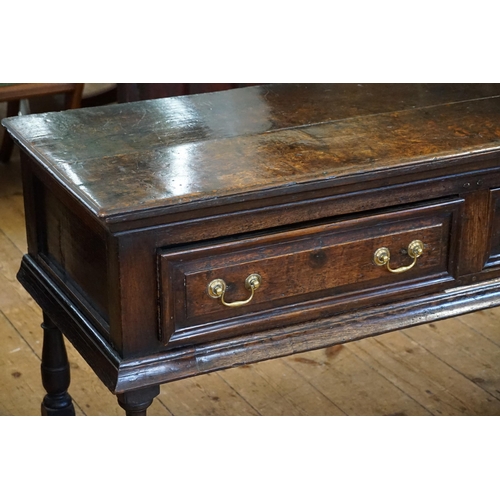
[40,313,75,416]
[117,386,160,416]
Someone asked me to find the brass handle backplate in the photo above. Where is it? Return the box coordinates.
[374,240,424,274]
[208,274,262,308]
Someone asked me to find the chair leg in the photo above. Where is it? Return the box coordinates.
[64,83,84,109]
[0,100,20,163]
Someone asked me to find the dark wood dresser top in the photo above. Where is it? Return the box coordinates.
[4,84,500,223]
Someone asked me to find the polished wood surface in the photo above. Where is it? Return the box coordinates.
[116,83,258,103]
[5,84,500,222]
[3,84,500,415]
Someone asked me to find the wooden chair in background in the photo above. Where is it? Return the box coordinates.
[0,83,84,163]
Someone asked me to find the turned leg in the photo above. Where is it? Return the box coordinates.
[40,313,75,416]
[117,386,160,416]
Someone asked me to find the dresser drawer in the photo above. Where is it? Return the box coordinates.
[158,199,463,346]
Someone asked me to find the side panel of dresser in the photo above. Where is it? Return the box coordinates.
[17,154,122,389]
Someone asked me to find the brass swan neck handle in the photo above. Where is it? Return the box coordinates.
[374,240,424,274]
[208,274,262,308]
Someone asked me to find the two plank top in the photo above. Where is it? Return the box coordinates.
[4,84,500,222]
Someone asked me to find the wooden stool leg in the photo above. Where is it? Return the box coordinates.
[40,313,75,416]
[117,386,160,416]
[0,100,20,163]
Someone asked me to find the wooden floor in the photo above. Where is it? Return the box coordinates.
[1,102,500,416]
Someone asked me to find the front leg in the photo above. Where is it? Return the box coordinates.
[117,386,160,416]
[40,312,75,416]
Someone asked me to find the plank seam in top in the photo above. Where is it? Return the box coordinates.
[6,92,500,166]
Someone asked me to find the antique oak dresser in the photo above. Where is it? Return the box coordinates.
[3,83,500,415]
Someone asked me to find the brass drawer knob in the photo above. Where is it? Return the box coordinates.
[208,274,262,308]
[374,240,424,274]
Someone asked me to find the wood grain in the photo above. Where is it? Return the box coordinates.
[160,199,461,345]
[5,84,500,223]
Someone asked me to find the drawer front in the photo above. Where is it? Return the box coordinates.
[159,199,463,346]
